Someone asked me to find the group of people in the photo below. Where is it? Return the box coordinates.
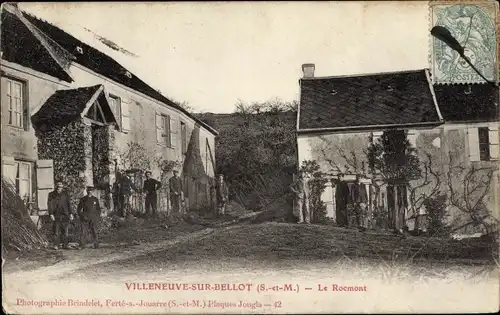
[111,170,184,218]
[47,182,101,250]
[47,171,230,250]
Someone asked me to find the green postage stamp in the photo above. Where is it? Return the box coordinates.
[430,0,498,84]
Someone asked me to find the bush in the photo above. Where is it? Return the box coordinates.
[423,194,450,236]
[372,206,389,230]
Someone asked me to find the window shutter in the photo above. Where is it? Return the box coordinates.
[121,98,131,132]
[36,160,54,211]
[165,115,171,145]
[467,128,480,162]
[489,126,499,160]
[156,113,163,144]
[2,156,17,185]
[181,122,187,154]
[169,117,177,148]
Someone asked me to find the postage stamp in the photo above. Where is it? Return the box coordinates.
[430,0,498,84]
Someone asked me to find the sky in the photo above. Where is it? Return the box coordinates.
[20,2,430,113]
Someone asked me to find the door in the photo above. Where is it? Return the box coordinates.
[395,185,407,231]
[335,181,349,227]
[387,185,395,229]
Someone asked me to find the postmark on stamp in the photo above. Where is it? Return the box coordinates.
[430,1,498,84]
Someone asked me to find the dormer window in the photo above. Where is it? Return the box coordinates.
[75,46,83,54]
[386,85,393,92]
[125,71,132,79]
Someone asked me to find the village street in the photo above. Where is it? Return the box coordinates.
[3,218,499,313]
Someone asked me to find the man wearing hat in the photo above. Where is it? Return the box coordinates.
[48,181,74,250]
[77,186,101,249]
[168,170,183,213]
[143,171,162,218]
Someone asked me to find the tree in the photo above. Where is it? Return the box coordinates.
[367,130,422,230]
[214,98,298,209]
[173,100,196,113]
[424,194,450,236]
[367,130,421,182]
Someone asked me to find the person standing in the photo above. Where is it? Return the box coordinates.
[48,181,74,250]
[215,174,229,216]
[143,171,162,218]
[168,170,183,213]
[290,171,311,224]
[77,186,101,249]
[118,173,137,218]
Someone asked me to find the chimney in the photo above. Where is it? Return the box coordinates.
[302,63,315,78]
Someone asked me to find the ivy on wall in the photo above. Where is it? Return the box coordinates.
[37,120,88,210]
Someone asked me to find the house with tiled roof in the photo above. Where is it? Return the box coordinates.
[1,3,218,219]
[296,63,499,234]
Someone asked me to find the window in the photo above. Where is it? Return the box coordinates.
[109,95,122,128]
[371,131,383,143]
[14,160,35,206]
[468,127,499,161]
[5,78,26,129]
[181,121,187,154]
[407,132,417,147]
[478,127,490,161]
[156,113,179,148]
[169,117,178,148]
[156,113,170,146]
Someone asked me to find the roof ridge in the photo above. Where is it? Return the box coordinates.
[15,10,72,72]
[301,68,429,80]
[20,11,76,65]
[19,10,218,135]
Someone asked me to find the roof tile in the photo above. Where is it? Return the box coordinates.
[32,85,102,126]
[298,70,441,130]
[433,84,498,122]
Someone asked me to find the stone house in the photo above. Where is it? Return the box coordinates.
[297,64,499,234]
[1,4,218,219]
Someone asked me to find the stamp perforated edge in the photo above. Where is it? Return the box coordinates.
[428,0,499,86]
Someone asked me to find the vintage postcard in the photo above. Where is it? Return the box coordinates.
[1,1,499,314]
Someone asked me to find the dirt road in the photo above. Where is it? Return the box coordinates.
[3,222,499,314]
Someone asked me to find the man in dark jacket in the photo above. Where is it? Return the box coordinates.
[77,186,101,249]
[143,171,162,218]
[215,174,229,216]
[48,181,74,250]
[168,170,183,213]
